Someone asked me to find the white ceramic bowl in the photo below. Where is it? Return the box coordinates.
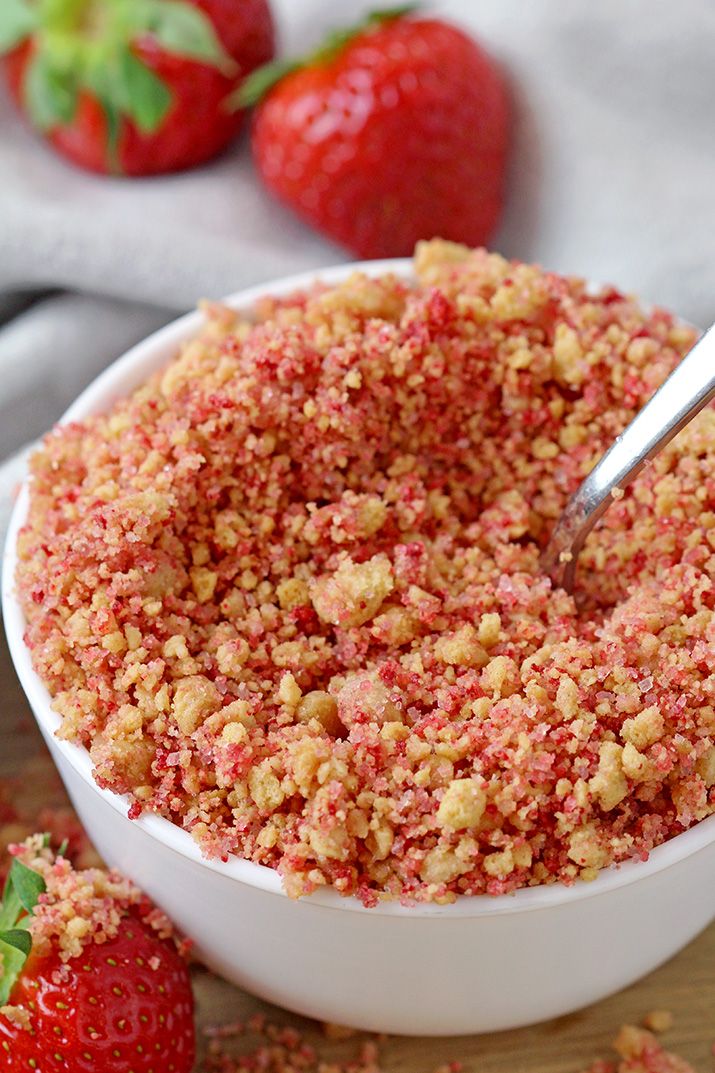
[3,261,715,1037]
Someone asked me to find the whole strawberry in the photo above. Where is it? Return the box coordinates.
[1,0,275,175]
[0,837,194,1072]
[241,7,510,258]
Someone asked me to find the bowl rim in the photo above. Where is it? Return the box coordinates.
[4,257,715,919]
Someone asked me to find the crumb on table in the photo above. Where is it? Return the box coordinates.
[199,1013,697,1073]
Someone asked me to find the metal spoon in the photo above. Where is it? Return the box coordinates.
[542,323,715,592]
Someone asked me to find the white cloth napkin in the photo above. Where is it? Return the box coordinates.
[1,0,714,539]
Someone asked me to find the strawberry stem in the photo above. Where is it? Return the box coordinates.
[234,3,419,109]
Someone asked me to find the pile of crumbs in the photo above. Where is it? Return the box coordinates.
[16,239,715,903]
[199,1013,698,1073]
[0,835,181,978]
[583,1024,696,1073]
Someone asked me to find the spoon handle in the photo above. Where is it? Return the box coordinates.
[543,323,715,591]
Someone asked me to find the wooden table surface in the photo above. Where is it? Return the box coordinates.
[1,624,713,1072]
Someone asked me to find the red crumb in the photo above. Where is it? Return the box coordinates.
[16,240,714,903]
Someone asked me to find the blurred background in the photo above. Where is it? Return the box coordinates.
[0,0,713,513]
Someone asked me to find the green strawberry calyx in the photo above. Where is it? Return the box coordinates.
[0,856,47,1005]
[234,4,418,110]
[0,0,237,162]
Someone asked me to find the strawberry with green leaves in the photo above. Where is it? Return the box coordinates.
[0,836,194,1072]
[240,7,510,258]
[1,0,275,174]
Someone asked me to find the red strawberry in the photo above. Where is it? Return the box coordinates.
[0,839,194,1072]
[241,8,510,258]
[1,0,275,175]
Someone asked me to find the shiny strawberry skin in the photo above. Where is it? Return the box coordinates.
[4,0,275,176]
[0,913,194,1073]
[251,17,510,258]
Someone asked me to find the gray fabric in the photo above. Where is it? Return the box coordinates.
[0,294,168,457]
[0,0,714,541]
[0,443,32,550]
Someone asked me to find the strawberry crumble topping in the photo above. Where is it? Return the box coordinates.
[16,240,715,903]
[3,835,178,965]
